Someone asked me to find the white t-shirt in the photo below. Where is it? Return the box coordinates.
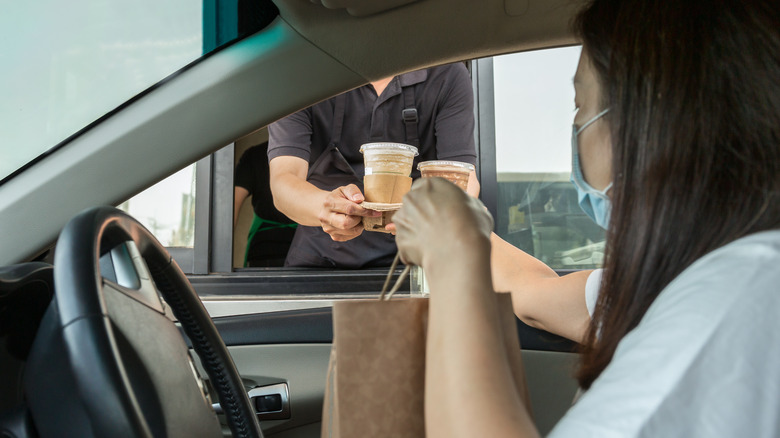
[584,268,602,317]
[549,230,780,438]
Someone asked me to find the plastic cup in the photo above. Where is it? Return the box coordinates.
[360,142,419,175]
[417,160,474,191]
[410,265,430,297]
[359,143,419,203]
[412,160,474,294]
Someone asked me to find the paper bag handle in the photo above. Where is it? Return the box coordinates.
[379,253,412,300]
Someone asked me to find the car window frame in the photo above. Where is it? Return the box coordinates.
[186,55,584,300]
[111,47,590,303]
[192,59,489,277]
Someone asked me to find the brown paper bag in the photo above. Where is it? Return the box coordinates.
[321,293,529,438]
[322,298,429,438]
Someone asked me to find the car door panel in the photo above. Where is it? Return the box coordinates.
[226,344,330,437]
[206,307,579,437]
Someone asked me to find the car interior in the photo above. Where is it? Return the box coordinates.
[0,0,592,436]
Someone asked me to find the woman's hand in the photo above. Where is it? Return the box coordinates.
[392,178,494,269]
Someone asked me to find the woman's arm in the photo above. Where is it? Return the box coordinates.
[425,242,539,438]
[491,233,592,343]
[394,178,539,438]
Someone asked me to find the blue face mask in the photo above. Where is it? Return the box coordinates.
[571,108,611,229]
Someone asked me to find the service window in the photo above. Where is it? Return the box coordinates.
[132,49,605,308]
[492,46,604,269]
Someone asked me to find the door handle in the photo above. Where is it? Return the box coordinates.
[249,383,291,420]
[212,383,291,421]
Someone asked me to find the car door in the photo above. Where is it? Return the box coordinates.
[195,280,580,437]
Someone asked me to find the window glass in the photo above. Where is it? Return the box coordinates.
[118,165,196,248]
[493,46,605,269]
[0,1,202,182]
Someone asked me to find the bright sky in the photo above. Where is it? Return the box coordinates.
[493,45,582,175]
[0,1,201,181]
[0,1,201,246]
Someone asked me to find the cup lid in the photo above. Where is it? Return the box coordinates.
[359,142,419,156]
[417,160,475,171]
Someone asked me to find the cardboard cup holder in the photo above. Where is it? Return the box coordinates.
[361,202,402,233]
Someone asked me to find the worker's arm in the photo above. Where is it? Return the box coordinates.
[233,186,250,228]
[491,233,591,343]
[466,170,480,197]
[269,155,381,242]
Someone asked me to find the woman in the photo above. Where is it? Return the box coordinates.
[393,0,780,436]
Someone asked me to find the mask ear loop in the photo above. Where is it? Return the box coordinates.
[379,253,412,300]
[575,108,610,136]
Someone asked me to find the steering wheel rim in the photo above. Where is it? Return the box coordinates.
[52,206,263,438]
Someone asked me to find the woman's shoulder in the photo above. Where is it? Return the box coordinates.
[551,230,780,438]
[697,229,780,264]
[661,229,780,302]
[638,229,780,329]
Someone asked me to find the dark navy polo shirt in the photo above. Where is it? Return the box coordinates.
[267,62,477,179]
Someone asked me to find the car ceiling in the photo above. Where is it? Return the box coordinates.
[277,0,582,80]
[0,0,584,265]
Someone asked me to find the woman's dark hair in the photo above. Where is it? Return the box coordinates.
[574,0,780,389]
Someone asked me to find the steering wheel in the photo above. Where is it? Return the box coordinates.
[24,207,263,438]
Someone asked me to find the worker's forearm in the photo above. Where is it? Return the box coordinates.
[234,187,249,228]
[270,173,328,227]
[424,243,539,438]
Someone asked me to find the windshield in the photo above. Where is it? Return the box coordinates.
[0,1,202,182]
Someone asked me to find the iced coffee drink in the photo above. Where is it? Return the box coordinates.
[417,160,474,191]
[359,143,418,232]
[359,143,418,203]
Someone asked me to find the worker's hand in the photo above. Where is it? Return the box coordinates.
[392,178,493,268]
[319,184,382,242]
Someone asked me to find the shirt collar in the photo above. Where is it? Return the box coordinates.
[376,68,427,103]
[397,68,428,87]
